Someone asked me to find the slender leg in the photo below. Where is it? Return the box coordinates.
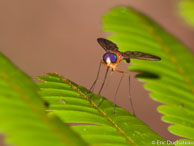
[96,67,109,106]
[113,73,124,114]
[106,68,135,116]
[114,68,127,74]
[88,61,102,94]
[128,74,136,116]
[105,70,113,88]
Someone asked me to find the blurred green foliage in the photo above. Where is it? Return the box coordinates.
[178,0,194,27]
[102,6,194,144]
[0,54,88,146]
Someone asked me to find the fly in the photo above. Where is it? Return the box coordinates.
[89,38,161,115]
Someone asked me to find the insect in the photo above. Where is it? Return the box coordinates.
[89,38,161,115]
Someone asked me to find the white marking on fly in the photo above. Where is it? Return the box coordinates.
[106,57,111,64]
[106,57,116,70]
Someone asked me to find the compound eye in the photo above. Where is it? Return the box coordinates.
[103,53,109,63]
[103,53,117,64]
[109,53,117,63]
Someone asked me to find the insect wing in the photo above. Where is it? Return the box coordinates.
[122,51,161,61]
[97,38,118,51]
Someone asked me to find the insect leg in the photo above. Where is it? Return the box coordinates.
[88,61,102,94]
[105,70,113,88]
[96,66,109,106]
[128,74,136,116]
[114,68,127,74]
[113,73,124,114]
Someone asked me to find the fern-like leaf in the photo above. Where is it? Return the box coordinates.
[0,54,88,146]
[38,73,170,146]
[178,0,194,27]
[102,6,194,143]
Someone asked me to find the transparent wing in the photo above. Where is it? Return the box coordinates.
[97,38,118,51]
[122,51,161,61]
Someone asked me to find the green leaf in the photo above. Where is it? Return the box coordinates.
[0,54,88,146]
[38,73,170,146]
[178,0,194,27]
[174,139,194,146]
[102,6,194,142]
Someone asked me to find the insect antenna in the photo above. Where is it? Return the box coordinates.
[128,74,136,116]
[113,73,124,114]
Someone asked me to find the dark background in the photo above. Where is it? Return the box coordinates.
[0,0,194,145]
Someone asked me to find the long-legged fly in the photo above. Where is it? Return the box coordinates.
[89,38,161,115]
